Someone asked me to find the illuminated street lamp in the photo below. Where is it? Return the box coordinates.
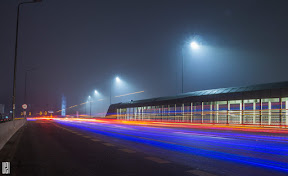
[94,90,99,95]
[110,76,121,105]
[181,40,200,93]
[116,76,120,82]
[12,0,42,121]
[190,41,200,49]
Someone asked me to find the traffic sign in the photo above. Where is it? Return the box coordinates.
[22,104,27,109]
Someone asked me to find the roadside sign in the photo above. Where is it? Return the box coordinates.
[22,104,27,109]
[48,111,54,114]
[29,112,31,116]
[44,111,47,115]
[39,111,42,115]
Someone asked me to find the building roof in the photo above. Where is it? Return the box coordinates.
[113,81,288,107]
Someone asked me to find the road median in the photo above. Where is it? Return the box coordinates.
[0,119,26,151]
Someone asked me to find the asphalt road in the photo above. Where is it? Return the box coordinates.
[0,120,205,176]
[1,119,288,176]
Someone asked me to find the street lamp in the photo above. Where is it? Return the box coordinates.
[190,41,200,50]
[181,40,200,93]
[93,90,101,117]
[12,0,42,121]
[24,68,37,105]
[24,68,36,118]
[88,96,92,118]
[116,76,120,82]
[110,76,121,105]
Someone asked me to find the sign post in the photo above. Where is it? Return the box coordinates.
[48,111,54,118]
[22,104,27,118]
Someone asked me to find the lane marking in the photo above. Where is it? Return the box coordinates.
[83,135,91,139]
[145,157,170,164]
[119,148,136,153]
[186,170,217,176]
[91,138,100,142]
[35,121,50,124]
[54,124,81,135]
[103,143,115,147]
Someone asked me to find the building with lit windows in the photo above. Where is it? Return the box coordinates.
[107,81,288,126]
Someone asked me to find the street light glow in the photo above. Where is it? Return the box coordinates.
[190,41,199,49]
[94,90,99,95]
[116,76,120,82]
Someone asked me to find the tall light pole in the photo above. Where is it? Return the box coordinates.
[12,0,42,121]
[24,68,36,105]
[181,41,200,93]
[88,96,92,118]
[110,76,120,105]
[85,100,87,115]
[23,68,36,118]
[93,90,100,116]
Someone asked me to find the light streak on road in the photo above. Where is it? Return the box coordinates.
[27,117,288,175]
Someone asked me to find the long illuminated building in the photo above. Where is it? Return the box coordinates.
[107,81,288,126]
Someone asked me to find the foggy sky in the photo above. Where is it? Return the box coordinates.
[1,0,288,115]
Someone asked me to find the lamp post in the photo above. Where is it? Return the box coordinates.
[110,76,120,105]
[24,68,36,105]
[23,68,36,118]
[93,90,100,116]
[88,96,92,118]
[181,41,200,93]
[12,0,42,121]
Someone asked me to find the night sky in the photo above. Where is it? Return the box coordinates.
[1,0,288,115]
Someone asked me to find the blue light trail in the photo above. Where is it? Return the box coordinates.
[54,119,288,176]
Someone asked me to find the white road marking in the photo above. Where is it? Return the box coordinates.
[103,143,115,147]
[145,157,170,164]
[186,170,217,176]
[119,148,136,153]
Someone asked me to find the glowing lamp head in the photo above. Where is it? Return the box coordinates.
[94,90,99,95]
[115,77,120,82]
[190,41,199,49]
[88,95,91,99]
